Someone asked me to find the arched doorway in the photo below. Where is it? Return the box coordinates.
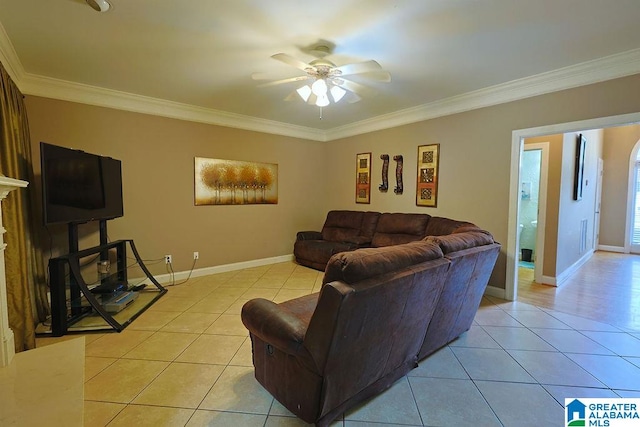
[627,139,640,253]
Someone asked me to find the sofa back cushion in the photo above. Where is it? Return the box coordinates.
[323,240,443,285]
[360,211,381,239]
[418,242,500,358]
[425,230,495,254]
[321,210,364,242]
[424,216,477,236]
[371,213,431,247]
[305,254,450,418]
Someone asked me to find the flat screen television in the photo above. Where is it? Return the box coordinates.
[41,142,124,225]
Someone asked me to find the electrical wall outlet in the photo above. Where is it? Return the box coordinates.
[193,251,199,260]
[165,254,172,264]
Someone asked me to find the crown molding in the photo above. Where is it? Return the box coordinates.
[18,73,327,141]
[1,16,639,143]
[325,48,640,141]
[0,22,24,84]
[0,21,325,141]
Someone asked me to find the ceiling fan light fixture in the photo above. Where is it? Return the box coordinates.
[315,93,330,107]
[296,85,312,102]
[311,79,328,97]
[257,49,390,113]
[86,0,111,12]
[330,85,346,103]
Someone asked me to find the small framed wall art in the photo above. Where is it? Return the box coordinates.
[573,134,586,201]
[356,152,371,204]
[416,144,440,207]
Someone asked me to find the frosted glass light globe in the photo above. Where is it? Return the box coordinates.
[311,79,328,97]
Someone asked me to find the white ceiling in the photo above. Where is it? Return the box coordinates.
[1,0,640,141]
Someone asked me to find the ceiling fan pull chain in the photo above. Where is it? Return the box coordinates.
[319,106,323,120]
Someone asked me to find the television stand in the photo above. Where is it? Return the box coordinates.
[48,239,167,336]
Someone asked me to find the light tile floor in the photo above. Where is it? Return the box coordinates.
[36,261,640,426]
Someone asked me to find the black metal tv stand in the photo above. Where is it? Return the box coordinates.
[48,220,166,336]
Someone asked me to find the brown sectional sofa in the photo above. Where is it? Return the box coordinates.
[294,210,477,270]
[242,212,500,426]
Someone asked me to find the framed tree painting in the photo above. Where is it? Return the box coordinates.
[356,152,371,204]
[194,157,278,205]
[416,144,439,207]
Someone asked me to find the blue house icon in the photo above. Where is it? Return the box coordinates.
[567,399,586,423]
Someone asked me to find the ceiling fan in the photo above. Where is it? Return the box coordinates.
[253,45,391,108]
[86,0,111,12]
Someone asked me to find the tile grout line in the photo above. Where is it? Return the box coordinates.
[477,301,638,401]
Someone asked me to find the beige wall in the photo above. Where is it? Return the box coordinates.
[556,129,603,274]
[25,97,328,275]
[24,73,640,289]
[600,124,640,247]
[325,74,640,288]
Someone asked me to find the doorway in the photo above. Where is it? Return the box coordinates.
[506,112,640,301]
[519,142,548,285]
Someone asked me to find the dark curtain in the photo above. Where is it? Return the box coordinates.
[0,61,48,352]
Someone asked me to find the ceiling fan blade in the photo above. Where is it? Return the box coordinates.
[345,92,362,104]
[334,60,382,76]
[334,78,375,98]
[358,70,392,82]
[271,53,313,72]
[251,72,272,81]
[284,91,299,101]
[257,75,311,88]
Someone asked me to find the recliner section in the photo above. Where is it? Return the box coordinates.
[243,215,501,426]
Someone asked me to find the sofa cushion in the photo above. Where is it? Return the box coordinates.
[279,293,319,326]
[425,231,494,254]
[371,213,431,247]
[321,210,364,242]
[360,211,381,239]
[294,239,358,267]
[322,240,444,285]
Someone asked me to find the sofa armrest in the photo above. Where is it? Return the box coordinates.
[296,231,323,241]
[241,298,309,356]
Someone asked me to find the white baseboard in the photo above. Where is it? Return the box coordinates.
[555,249,594,287]
[147,254,295,285]
[484,285,505,299]
[597,245,625,253]
[0,328,15,367]
[540,275,557,286]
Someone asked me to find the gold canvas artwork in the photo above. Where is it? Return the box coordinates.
[195,157,278,205]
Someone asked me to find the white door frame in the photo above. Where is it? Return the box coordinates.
[522,142,549,285]
[594,158,603,250]
[506,112,640,301]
